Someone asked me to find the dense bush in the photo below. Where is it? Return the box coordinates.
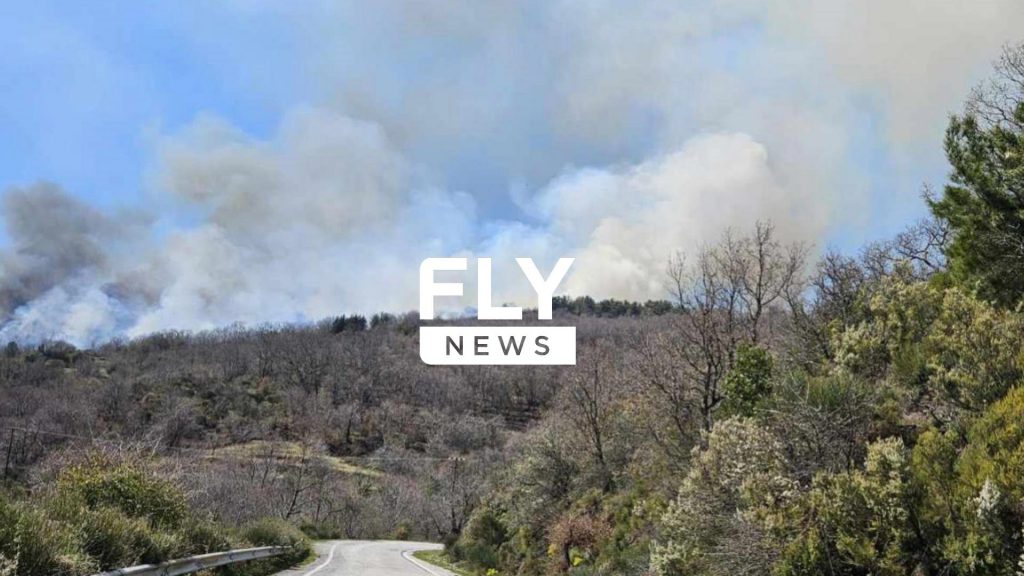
[0,458,309,576]
[56,460,189,530]
[775,438,914,576]
[721,344,774,416]
[451,507,508,569]
[240,517,312,566]
[0,494,94,576]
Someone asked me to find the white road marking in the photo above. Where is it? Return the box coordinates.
[401,550,448,576]
[300,541,340,576]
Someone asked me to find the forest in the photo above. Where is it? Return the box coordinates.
[3,43,1024,576]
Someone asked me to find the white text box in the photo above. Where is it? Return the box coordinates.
[420,326,576,365]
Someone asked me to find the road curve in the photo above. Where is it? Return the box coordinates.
[276,540,459,576]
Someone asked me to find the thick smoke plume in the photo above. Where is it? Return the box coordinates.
[0,112,808,346]
[2,0,1023,346]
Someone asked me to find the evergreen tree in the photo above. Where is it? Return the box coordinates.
[931,44,1024,306]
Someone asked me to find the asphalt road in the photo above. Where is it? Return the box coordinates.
[276,540,458,576]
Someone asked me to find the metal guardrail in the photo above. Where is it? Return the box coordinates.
[94,545,291,576]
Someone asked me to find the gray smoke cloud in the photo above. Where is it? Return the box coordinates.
[0,183,156,345]
[0,115,802,346]
[0,184,112,315]
[1,1,1023,346]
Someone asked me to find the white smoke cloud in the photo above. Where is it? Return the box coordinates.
[130,107,477,336]
[0,115,807,345]
[535,133,818,300]
[141,112,805,331]
[2,1,1023,346]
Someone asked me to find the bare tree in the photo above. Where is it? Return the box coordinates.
[889,215,950,274]
[631,326,701,463]
[785,250,867,367]
[424,456,484,538]
[732,221,806,344]
[649,222,805,439]
[967,42,1024,131]
[660,246,737,434]
[278,329,331,396]
[278,442,329,520]
[561,342,621,489]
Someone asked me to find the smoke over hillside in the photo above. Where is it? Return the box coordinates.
[0,112,808,345]
[2,0,1023,346]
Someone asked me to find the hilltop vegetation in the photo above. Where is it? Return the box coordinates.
[2,42,1024,576]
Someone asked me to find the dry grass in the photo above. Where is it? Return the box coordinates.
[204,441,382,477]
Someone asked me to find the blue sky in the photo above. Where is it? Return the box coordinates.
[0,3,296,210]
[0,0,1022,344]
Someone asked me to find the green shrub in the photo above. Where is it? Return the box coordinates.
[240,518,311,566]
[45,494,188,570]
[183,518,234,553]
[0,456,311,576]
[0,495,94,576]
[135,529,185,566]
[775,438,914,576]
[77,506,152,568]
[959,386,1024,499]
[57,459,188,530]
[722,344,774,416]
[453,506,508,570]
[924,289,1024,412]
[929,386,1024,574]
